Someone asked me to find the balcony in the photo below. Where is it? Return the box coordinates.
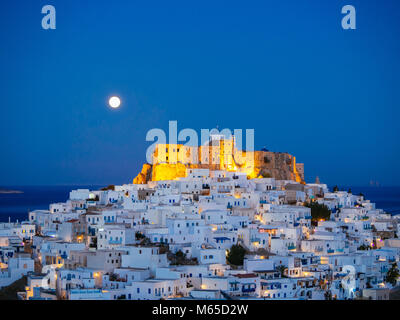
[242,286,256,293]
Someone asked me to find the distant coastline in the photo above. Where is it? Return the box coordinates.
[0,189,23,194]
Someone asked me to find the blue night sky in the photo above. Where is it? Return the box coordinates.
[0,0,399,186]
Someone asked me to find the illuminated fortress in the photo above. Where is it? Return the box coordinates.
[133,135,304,184]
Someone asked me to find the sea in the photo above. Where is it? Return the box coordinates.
[0,185,399,222]
[0,185,103,222]
[335,186,400,216]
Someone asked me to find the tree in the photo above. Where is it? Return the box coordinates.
[175,250,185,259]
[89,237,97,248]
[324,290,332,300]
[135,232,145,240]
[333,185,339,192]
[168,250,197,266]
[109,273,118,281]
[276,265,286,278]
[348,188,352,194]
[226,244,247,266]
[305,202,331,222]
[158,243,169,254]
[386,263,400,286]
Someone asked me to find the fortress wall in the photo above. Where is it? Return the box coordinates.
[133,141,304,184]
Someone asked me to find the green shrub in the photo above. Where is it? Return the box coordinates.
[226,244,247,266]
[305,202,331,222]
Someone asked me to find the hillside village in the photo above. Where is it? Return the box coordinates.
[1,140,399,300]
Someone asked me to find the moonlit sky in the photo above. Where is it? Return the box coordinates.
[0,0,399,186]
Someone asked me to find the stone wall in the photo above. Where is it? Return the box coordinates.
[133,148,304,184]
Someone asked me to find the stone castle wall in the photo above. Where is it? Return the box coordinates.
[133,143,304,184]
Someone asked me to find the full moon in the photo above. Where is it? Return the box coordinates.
[108,96,121,109]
